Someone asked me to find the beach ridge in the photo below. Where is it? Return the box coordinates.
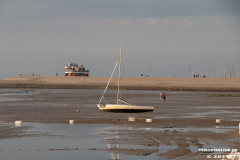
[0,76,239,92]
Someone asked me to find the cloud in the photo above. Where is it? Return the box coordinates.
[161,18,169,26]
[148,18,158,26]
[1,1,35,14]
[32,17,132,28]
[130,0,156,2]
[134,18,195,28]
[174,19,194,28]
[182,19,195,28]
[175,20,180,26]
[141,18,169,26]
[102,18,130,26]
[116,18,131,26]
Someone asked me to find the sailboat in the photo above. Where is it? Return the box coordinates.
[97,41,154,112]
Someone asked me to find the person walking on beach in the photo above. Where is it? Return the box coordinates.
[159,92,163,101]
[163,93,166,100]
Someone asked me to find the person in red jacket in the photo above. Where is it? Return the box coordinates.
[163,93,166,100]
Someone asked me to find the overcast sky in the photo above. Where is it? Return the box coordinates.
[0,0,240,78]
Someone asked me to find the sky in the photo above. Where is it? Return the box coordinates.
[0,0,240,78]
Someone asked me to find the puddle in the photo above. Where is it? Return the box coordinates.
[0,148,159,160]
[153,116,172,119]
[189,145,199,152]
[158,145,178,154]
[0,89,39,95]
[102,126,238,134]
[199,106,240,109]
[156,127,238,134]
[0,121,237,160]
[0,97,33,101]
[155,110,240,119]
[177,110,240,119]
[0,123,158,160]
[0,89,39,101]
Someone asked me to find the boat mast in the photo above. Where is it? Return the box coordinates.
[117,40,122,104]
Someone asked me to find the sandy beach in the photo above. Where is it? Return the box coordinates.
[0,76,240,91]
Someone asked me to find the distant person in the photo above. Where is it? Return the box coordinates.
[159,92,163,101]
[163,93,166,100]
[180,87,183,91]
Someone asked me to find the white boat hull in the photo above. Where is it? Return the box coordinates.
[97,104,154,112]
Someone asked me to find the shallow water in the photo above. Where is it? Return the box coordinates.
[0,89,39,101]
[0,123,160,160]
[103,126,238,134]
[178,110,240,119]
[0,122,238,160]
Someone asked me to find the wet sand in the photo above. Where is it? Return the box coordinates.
[1,76,240,91]
[0,89,240,159]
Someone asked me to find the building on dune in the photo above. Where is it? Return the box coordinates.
[65,63,90,76]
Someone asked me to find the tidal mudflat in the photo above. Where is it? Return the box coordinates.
[0,89,239,159]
